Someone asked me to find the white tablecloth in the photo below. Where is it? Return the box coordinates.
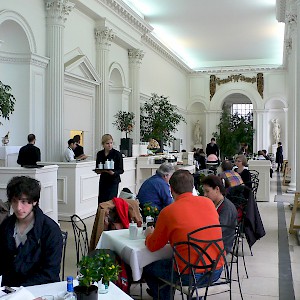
[96,228,173,281]
[26,280,133,299]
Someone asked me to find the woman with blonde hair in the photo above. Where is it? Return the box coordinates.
[96,134,124,203]
[234,154,251,189]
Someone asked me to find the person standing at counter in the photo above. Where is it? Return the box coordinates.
[96,134,124,203]
[17,133,41,167]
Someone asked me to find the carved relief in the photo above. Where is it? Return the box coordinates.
[209,73,264,100]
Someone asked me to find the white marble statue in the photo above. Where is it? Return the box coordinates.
[272,118,281,144]
[193,120,202,146]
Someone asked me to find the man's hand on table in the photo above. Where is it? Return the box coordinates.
[144,226,154,238]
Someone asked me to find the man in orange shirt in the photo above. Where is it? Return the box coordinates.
[144,170,224,300]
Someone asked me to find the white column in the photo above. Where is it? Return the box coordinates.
[94,26,115,148]
[295,1,300,191]
[128,49,144,144]
[44,0,74,161]
[285,0,297,192]
[253,109,266,153]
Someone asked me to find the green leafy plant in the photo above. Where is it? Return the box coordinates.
[198,173,206,196]
[0,81,16,125]
[113,111,135,138]
[140,93,186,147]
[213,106,255,159]
[143,202,160,218]
[77,251,121,287]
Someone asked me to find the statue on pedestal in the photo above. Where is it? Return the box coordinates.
[193,120,203,149]
[272,118,281,145]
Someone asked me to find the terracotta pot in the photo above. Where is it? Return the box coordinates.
[74,285,98,300]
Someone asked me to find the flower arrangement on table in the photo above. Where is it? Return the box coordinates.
[77,251,121,288]
[143,202,160,218]
[147,138,160,154]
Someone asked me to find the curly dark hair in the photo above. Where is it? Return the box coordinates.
[7,176,41,204]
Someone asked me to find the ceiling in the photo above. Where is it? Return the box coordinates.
[123,0,285,71]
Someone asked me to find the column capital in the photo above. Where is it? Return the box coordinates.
[128,49,144,65]
[286,12,297,29]
[45,0,74,25]
[285,38,293,56]
[95,27,115,50]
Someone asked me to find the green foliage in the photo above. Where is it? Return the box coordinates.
[198,173,206,196]
[143,202,160,218]
[77,251,121,287]
[112,111,135,138]
[140,93,186,144]
[213,106,255,159]
[0,81,16,125]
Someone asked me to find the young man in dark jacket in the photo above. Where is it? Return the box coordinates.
[0,176,62,287]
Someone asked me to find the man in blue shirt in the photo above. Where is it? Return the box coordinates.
[137,163,175,216]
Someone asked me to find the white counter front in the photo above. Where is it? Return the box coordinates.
[39,161,99,221]
[0,146,21,167]
[248,159,271,202]
[0,165,58,222]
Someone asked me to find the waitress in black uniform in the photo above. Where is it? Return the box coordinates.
[96,134,124,203]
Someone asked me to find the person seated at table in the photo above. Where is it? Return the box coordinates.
[257,150,266,160]
[0,176,63,287]
[143,170,224,300]
[202,175,237,253]
[219,160,244,190]
[194,148,206,170]
[137,162,175,216]
[234,154,252,190]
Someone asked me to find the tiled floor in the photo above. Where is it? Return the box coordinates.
[60,173,300,299]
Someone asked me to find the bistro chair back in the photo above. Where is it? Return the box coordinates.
[158,240,218,300]
[70,214,89,268]
[60,230,68,281]
[187,224,234,299]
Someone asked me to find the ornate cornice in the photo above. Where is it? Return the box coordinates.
[128,49,144,65]
[95,0,153,35]
[141,34,192,73]
[191,65,284,74]
[0,51,49,68]
[45,0,75,25]
[95,26,115,49]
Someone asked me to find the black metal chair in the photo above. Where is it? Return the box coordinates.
[158,241,218,300]
[187,224,234,300]
[158,225,232,300]
[70,214,89,268]
[61,230,68,281]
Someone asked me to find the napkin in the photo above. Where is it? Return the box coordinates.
[0,287,35,300]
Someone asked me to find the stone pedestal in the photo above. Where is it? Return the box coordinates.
[248,159,271,202]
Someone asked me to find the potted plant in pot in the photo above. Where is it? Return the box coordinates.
[75,251,121,299]
[113,111,135,157]
[140,93,186,152]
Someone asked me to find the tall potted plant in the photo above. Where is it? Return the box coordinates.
[213,106,255,159]
[140,93,186,152]
[0,81,16,144]
[113,111,135,157]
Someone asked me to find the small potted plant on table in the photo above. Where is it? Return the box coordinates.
[75,251,121,299]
